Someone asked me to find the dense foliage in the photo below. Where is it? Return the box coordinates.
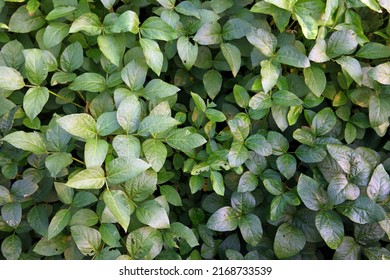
[0,0,389,260]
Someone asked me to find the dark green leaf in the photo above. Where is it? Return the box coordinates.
[245,134,272,156]
[207,206,238,232]
[9,5,46,33]
[337,196,386,224]
[297,174,328,211]
[315,210,344,250]
[356,42,390,59]
[274,223,306,259]
[143,79,180,100]
[272,90,303,106]
[1,235,22,260]
[312,108,337,136]
[160,185,182,206]
[68,73,106,92]
[276,154,296,180]
[60,42,83,73]
[43,23,69,48]
[221,43,241,77]
[238,214,263,247]
[121,59,147,91]
[203,70,222,100]
[166,129,206,152]
[1,202,22,228]
[33,235,66,256]
[23,49,48,86]
[333,236,361,260]
[303,67,326,97]
[276,45,310,68]
[23,87,49,120]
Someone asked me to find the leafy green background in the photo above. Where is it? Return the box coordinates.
[0,0,389,260]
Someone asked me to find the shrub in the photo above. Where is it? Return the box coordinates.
[0,0,389,260]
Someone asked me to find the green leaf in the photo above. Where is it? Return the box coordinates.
[326,30,358,58]
[360,0,382,12]
[121,59,147,91]
[267,131,289,155]
[333,236,361,260]
[68,73,106,92]
[369,93,390,136]
[85,139,108,168]
[156,0,176,9]
[177,36,198,71]
[23,49,48,86]
[106,157,150,185]
[228,141,249,168]
[193,22,222,45]
[309,39,330,63]
[69,13,101,36]
[99,223,121,248]
[228,113,250,142]
[103,189,131,232]
[48,208,71,240]
[210,170,225,196]
[272,90,303,106]
[70,225,101,256]
[112,135,141,160]
[46,116,72,152]
[328,174,359,205]
[126,226,163,259]
[261,59,281,93]
[249,91,272,110]
[311,107,336,136]
[294,5,318,39]
[60,41,83,73]
[2,131,46,154]
[142,139,167,172]
[220,43,241,77]
[369,62,390,85]
[222,18,252,40]
[203,69,222,100]
[138,116,180,136]
[166,129,207,152]
[356,42,390,59]
[136,200,170,229]
[315,210,344,250]
[11,179,38,199]
[337,196,386,224]
[344,122,356,144]
[276,154,296,180]
[72,192,98,208]
[66,167,106,189]
[98,34,126,66]
[46,6,76,21]
[140,38,163,76]
[117,95,141,134]
[0,66,25,90]
[143,79,180,100]
[237,171,258,193]
[23,87,49,120]
[238,214,263,247]
[70,209,99,227]
[141,16,177,41]
[205,109,226,122]
[168,222,199,247]
[0,186,12,206]
[8,5,46,33]
[1,202,22,228]
[246,28,277,57]
[45,152,73,177]
[264,0,297,11]
[276,45,310,68]
[367,164,390,203]
[207,206,238,232]
[160,185,182,206]
[210,0,233,13]
[263,179,284,196]
[33,235,67,257]
[124,170,157,202]
[297,174,328,211]
[57,113,97,140]
[274,223,306,259]
[111,10,139,34]
[1,235,22,260]
[336,56,363,86]
[54,182,74,205]
[303,67,326,97]
[43,23,69,48]
[96,111,121,136]
[233,85,250,109]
